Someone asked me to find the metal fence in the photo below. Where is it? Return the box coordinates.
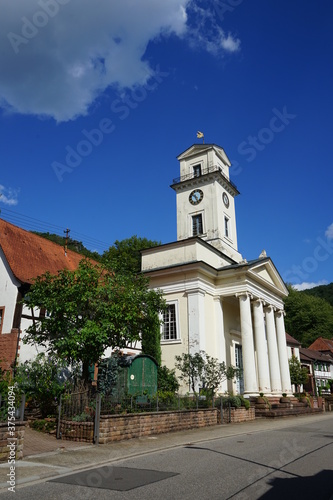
[55,391,222,443]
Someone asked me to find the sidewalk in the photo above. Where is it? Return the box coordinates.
[1,413,332,493]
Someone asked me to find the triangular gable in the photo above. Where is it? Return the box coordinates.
[247,258,288,296]
[177,144,231,167]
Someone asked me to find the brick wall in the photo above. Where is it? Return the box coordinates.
[0,422,25,462]
[99,408,218,444]
[0,329,19,372]
[222,407,255,424]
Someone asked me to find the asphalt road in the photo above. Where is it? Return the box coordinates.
[1,415,333,499]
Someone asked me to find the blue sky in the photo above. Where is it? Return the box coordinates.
[0,0,332,291]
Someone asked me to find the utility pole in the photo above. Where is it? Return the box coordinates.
[64,228,70,256]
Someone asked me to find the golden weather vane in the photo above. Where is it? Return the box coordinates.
[196,131,204,143]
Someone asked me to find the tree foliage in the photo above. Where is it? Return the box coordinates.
[157,365,180,393]
[102,235,161,274]
[284,285,333,346]
[175,351,241,394]
[23,260,165,380]
[288,355,309,391]
[302,282,333,307]
[14,353,76,417]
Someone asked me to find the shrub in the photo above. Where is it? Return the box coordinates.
[14,353,78,418]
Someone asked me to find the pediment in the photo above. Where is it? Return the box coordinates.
[177,144,231,167]
[247,258,288,296]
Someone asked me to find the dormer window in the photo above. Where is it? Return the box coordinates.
[193,164,201,177]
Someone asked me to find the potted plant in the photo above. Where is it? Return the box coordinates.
[256,393,270,409]
[280,393,290,403]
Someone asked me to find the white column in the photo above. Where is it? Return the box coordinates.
[253,299,271,394]
[187,290,206,355]
[265,305,282,393]
[275,310,292,394]
[238,293,258,395]
[214,297,227,392]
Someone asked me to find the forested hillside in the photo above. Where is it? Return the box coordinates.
[284,284,333,347]
[32,232,102,261]
[302,282,333,307]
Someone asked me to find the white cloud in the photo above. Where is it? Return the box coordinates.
[293,280,328,291]
[185,2,241,56]
[220,34,241,53]
[0,0,240,122]
[0,185,19,205]
[325,223,333,240]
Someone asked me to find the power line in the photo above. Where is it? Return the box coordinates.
[0,207,111,253]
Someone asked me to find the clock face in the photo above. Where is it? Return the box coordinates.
[222,192,229,208]
[189,189,203,205]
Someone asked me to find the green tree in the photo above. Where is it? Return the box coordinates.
[102,235,161,274]
[14,353,75,417]
[302,282,333,307]
[288,355,309,392]
[203,354,241,394]
[23,260,165,381]
[175,351,240,395]
[175,352,206,394]
[157,365,180,393]
[284,285,333,346]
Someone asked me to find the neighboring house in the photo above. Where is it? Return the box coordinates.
[286,332,302,392]
[286,332,301,361]
[0,219,86,371]
[300,347,332,395]
[142,143,292,397]
[308,337,333,360]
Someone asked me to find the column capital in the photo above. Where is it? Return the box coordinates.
[252,298,266,307]
[264,304,276,313]
[275,309,286,318]
[236,292,253,300]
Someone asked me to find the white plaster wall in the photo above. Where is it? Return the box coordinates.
[18,305,48,363]
[142,239,232,273]
[0,248,20,334]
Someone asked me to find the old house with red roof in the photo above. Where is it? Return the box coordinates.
[308,337,333,360]
[0,218,86,372]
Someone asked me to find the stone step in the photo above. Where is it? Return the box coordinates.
[255,407,322,418]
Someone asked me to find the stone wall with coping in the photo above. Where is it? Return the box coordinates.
[222,407,255,424]
[0,421,25,462]
[99,408,218,444]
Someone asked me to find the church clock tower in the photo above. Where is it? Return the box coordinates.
[171,143,243,263]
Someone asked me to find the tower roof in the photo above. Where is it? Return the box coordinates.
[177,143,231,166]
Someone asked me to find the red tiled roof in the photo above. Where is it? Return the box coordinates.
[285,332,301,346]
[0,218,90,285]
[308,337,333,353]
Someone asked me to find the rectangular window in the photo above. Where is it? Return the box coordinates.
[224,216,229,238]
[192,214,203,236]
[0,307,4,334]
[193,164,201,177]
[162,304,177,341]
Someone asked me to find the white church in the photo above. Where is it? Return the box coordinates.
[142,142,292,397]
